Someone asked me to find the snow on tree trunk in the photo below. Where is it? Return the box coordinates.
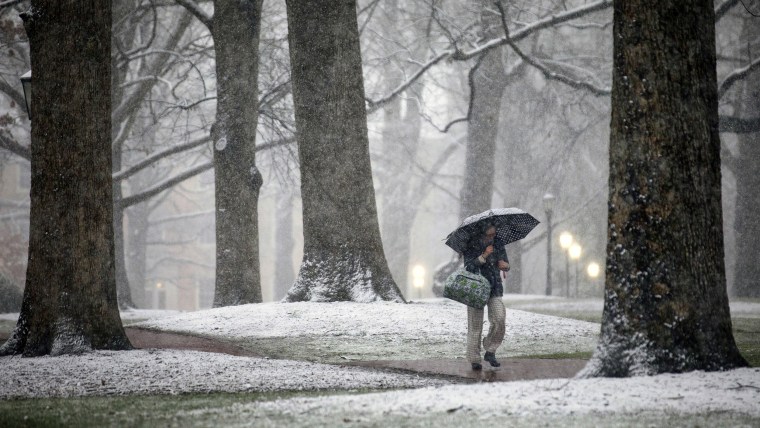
[0,0,132,356]
[283,0,404,302]
[732,17,760,298]
[211,0,265,307]
[579,0,747,376]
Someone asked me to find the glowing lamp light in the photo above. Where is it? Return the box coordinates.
[559,232,573,249]
[412,265,426,288]
[569,243,582,260]
[587,262,601,278]
[156,282,163,289]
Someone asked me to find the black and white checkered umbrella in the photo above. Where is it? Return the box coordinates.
[445,208,540,253]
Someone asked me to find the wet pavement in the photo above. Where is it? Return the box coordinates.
[345,358,588,382]
[125,327,260,357]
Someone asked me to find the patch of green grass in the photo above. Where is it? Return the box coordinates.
[4,391,757,428]
[733,317,760,367]
[0,389,373,428]
[0,319,16,338]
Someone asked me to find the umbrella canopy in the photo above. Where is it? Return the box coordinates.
[445,208,540,253]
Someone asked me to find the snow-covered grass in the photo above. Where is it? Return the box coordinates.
[235,367,760,426]
[131,299,600,363]
[2,297,759,427]
[0,349,448,400]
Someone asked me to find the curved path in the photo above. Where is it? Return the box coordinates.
[124,327,587,382]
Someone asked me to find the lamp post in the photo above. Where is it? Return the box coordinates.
[559,231,573,297]
[412,264,426,300]
[569,243,581,297]
[20,70,31,119]
[542,193,555,296]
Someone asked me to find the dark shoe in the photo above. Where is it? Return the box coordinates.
[471,362,482,371]
[484,352,500,367]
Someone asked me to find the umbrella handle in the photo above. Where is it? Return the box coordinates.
[500,271,508,281]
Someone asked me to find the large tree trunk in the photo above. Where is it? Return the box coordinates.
[434,4,510,293]
[375,0,425,290]
[1,0,131,356]
[283,0,404,302]
[459,51,507,218]
[273,191,295,300]
[379,82,423,289]
[111,0,136,310]
[211,0,265,307]
[580,0,747,376]
[125,200,149,307]
[459,3,510,219]
[113,152,135,309]
[732,18,760,298]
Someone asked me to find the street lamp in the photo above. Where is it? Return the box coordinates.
[587,262,600,279]
[569,243,581,297]
[412,264,426,299]
[559,232,573,297]
[20,70,31,119]
[542,193,555,296]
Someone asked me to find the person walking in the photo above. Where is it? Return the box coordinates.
[463,223,510,371]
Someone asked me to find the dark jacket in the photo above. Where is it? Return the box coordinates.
[463,238,509,298]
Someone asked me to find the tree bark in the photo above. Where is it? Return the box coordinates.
[283,0,404,302]
[732,17,760,298]
[459,3,510,219]
[580,0,747,376]
[1,0,131,356]
[211,0,265,307]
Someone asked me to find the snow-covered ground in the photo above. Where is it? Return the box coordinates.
[2,297,758,425]
[132,299,600,361]
[0,349,448,399]
[244,367,760,424]
[504,294,760,318]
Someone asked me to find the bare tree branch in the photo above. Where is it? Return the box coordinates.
[496,2,610,97]
[365,0,613,113]
[0,129,29,160]
[175,0,213,30]
[719,115,760,133]
[113,135,211,181]
[366,53,450,113]
[0,0,25,10]
[719,56,760,98]
[716,0,740,21]
[112,11,194,126]
[0,79,27,111]
[119,162,213,208]
[118,136,294,208]
[454,0,613,62]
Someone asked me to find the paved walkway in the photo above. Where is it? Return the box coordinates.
[125,327,260,357]
[125,328,587,382]
[345,358,588,382]
[2,328,588,383]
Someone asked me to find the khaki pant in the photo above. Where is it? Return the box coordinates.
[466,297,506,363]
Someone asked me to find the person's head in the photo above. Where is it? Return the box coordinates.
[481,223,496,244]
